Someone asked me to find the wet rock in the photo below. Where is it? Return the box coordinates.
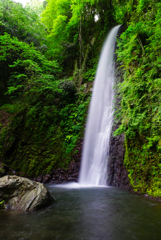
[37,175,43,183]
[47,148,82,184]
[108,132,130,190]
[67,177,77,182]
[107,62,131,190]
[71,173,78,177]
[32,140,83,185]
[17,238,29,240]
[43,174,51,184]
[18,172,26,177]
[0,175,54,211]
[0,163,16,177]
[0,168,5,178]
[48,165,78,184]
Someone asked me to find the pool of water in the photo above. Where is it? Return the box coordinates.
[0,185,161,240]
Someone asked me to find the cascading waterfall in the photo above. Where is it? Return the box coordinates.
[79,25,120,186]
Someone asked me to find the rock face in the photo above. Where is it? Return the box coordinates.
[40,160,80,184]
[0,175,54,211]
[1,140,83,185]
[35,160,80,184]
[107,62,131,190]
[108,130,131,190]
[34,140,83,185]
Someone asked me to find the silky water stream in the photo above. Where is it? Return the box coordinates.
[1,26,161,240]
[79,25,120,186]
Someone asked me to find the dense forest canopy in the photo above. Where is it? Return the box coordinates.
[0,0,160,197]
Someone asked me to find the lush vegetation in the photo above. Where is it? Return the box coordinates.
[0,0,91,177]
[0,0,160,197]
[115,0,161,197]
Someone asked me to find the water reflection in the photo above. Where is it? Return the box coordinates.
[0,186,161,240]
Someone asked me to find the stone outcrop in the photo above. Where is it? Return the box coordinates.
[0,175,54,211]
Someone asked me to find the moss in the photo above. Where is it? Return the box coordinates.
[0,103,81,177]
[0,200,5,209]
[124,135,161,196]
[7,128,72,177]
[115,1,161,197]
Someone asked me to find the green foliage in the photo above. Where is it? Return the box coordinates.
[0,34,88,176]
[0,32,59,97]
[25,0,44,16]
[0,0,119,178]
[0,0,46,46]
[115,0,161,197]
[0,200,4,209]
[0,9,81,177]
[0,0,93,177]
[41,0,72,58]
[60,97,90,154]
[41,0,116,74]
[0,86,89,176]
[0,0,159,198]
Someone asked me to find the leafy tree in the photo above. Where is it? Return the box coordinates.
[41,0,117,88]
[0,32,59,96]
[0,0,46,46]
[26,0,44,15]
[0,12,88,177]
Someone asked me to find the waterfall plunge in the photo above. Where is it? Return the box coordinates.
[79,26,120,186]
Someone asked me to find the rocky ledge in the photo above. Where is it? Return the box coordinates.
[0,175,54,211]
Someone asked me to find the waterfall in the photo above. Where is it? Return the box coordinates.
[79,25,120,186]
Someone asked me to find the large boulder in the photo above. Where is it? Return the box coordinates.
[0,175,54,211]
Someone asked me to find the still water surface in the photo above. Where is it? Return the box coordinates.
[0,186,161,240]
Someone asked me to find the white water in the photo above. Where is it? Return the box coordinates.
[79,25,120,186]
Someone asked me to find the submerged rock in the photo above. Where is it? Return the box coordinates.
[0,175,54,211]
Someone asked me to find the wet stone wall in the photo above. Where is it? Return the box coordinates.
[107,63,131,191]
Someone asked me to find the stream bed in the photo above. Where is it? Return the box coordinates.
[0,185,161,240]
